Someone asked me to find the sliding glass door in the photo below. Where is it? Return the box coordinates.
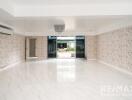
[76,36,85,58]
[48,36,57,58]
[47,36,85,58]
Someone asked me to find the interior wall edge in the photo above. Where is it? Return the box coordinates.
[98,60,132,76]
[85,36,97,60]
[0,60,25,72]
[96,25,132,36]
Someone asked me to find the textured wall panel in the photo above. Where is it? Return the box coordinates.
[85,36,97,59]
[97,26,132,72]
[0,34,25,68]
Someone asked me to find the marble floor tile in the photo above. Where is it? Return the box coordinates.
[0,59,132,100]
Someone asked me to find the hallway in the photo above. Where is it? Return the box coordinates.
[0,59,132,100]
[0,0,132,99]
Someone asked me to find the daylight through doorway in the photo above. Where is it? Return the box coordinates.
[57,37,76,58]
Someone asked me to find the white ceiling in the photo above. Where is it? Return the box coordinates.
[13,0,132,5]
[1,0,132,16]
[14,16,132,36]
[0,0,132,36]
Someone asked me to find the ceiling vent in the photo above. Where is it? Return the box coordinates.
[54,24,65,33]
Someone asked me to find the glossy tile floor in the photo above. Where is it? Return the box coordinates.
[0,59,132,100]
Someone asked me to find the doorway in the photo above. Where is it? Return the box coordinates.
[57,37,76,58]
[47,36,85,59]
[29,38,36,57]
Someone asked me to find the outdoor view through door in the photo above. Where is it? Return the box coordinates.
[57,37,76,58]
[48,36,85,59]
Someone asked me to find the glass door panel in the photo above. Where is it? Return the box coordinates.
[48,36,57,58]
[76,36,85,58]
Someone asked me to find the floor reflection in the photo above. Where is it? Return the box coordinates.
[57,60,76,82]
[0,59,132,100]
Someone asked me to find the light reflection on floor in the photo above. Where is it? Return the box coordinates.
[57,60,76,82]
[0,59,132,100]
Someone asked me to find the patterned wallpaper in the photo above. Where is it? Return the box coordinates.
[97,26,132,72]
[0,34,25,68]
[85,36,97,59]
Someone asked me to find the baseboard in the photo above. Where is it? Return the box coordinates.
[87,59,96,60]
[0,61,24,72]
[98,60,132,76]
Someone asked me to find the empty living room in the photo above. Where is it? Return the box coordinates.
[0,0,132,100]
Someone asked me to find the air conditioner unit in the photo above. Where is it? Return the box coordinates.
[0,24,14,35]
